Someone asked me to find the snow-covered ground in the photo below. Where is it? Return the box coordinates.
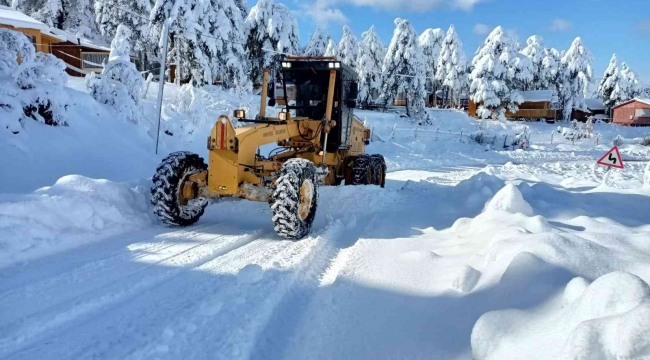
[1,78,650,360]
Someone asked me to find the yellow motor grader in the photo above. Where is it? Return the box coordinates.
[151,57,386,239]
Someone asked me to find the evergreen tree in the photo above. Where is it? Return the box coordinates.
[303,26,328,57]
[234,0,247,17]
[244,0,299,83]
[324,38,337,57]
[436,24,466,106]
[559,37,592,121]
[356,25,384,105]
[337,25,359,70]
[608,66,629,106]
[542,47,562,94]
[418,28,443,95]
[12,0,99,39]
[620,62,641,99]
[597,54,619,109]
[380,18,425,117]
[469,26,525,120]
[95,0,152,65]
[520,35,545,90]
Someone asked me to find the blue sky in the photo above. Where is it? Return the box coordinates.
[288,0,650,85]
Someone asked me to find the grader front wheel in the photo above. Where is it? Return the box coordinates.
[270,159,319,239]
[151,152,208,226]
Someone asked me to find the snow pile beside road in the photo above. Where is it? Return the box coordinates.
[473,271,650,360]
[0,175,151,267]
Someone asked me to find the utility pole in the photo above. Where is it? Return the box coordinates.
[155,20,170,155]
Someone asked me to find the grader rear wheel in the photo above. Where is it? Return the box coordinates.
[151,152,208,227]
[270,158,319,239]
[351,154,372,185]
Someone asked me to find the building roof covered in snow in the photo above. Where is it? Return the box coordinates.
[612,98,650,109]
[584,98,606,111]
[519,90,553,103]
[0,5,49,31]
[47,28,110,52]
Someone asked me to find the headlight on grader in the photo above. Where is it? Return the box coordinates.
[233,109,246,119]
[278,111,290,121]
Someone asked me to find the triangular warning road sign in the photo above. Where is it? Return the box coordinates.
[596,145,624,169]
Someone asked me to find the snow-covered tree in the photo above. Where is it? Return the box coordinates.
[95,0,152,63]
[436,25,467,106]
[244,0,300,83]
[356,25,384,105]
[559,37,592,120]
[597,54,620,109]
[234,0,247,17]
[324,39,337,57]
[380,18,425,117]
[520,35,546,90]
[1,28,70,133]
[151,0,249,87]
[303,27,329,57]
[87,24,143,124]
[608,66,629,106]
[418,28,443,94]
[11,0,99,38]
[469,26,525,120]
[620,62,641,99]
[337,25,359,69]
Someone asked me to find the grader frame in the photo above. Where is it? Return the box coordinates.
[181,60,370,204]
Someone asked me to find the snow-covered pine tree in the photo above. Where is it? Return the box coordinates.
[208,0,249,89]
[337,25,359,70]
[303,27,329,56]
[151,0,249,87]
[324,38,337,57]
[520,35,545,90]
[559,37,592,121]
[620,62,641,99]
[380,18,425,117]
[87,24,144,124]
[469,26,523,120]
[418,28,443,98]
[95,0,152,65]
[234,0,247,17]
[26,0,65,28]
[436,25,466,107]
[608,66,628,106]
[356,25,384,105]
[244,0,299,83]
[597,54,619,109]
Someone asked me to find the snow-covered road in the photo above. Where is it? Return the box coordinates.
[2,105,650,359]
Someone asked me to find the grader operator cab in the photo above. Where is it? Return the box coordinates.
[151,56,386,239]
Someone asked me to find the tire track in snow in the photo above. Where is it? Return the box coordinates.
[0,224,224,319]
[0,223,221,295]
[248,214,380,360]
[0,228,264,358]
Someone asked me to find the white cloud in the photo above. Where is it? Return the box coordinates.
[299,0,348,28]
[473,23,490,36]
[549,18,572,31]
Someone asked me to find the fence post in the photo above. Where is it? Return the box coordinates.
[389,123,397,141]
[572,133,575,145]
[414,126,418,141]
[503,135,508,149]
[436,127,440,141]
[550,131,554,144]
[596,134,600,146]
[460,129,464,142]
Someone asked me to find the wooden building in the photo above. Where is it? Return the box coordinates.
[612,98,650,126]
[48,28,111,77]
[0,6,61,54]
[469,90,556,120]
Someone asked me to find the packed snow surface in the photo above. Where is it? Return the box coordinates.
[1,78,650,360]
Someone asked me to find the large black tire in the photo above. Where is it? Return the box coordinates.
[351,154,372,185]
[151,151,208,227]
[370,154,387,188]
[270,158,319,239]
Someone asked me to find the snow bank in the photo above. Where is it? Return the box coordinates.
[484,183,534,216]
[0,175,151,267]
[472,271,650,360]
